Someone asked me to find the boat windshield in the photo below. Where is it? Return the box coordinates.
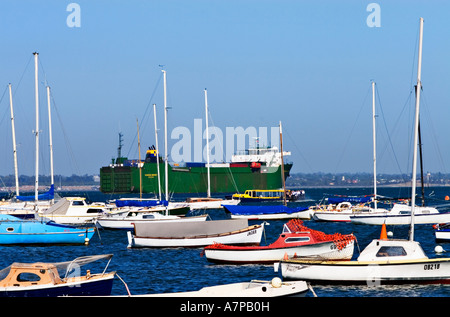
[375,246,407,257]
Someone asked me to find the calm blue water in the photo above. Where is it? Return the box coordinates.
[2,186,450,298]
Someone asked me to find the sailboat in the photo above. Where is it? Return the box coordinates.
[275,18,450,285]
[223,122,310,220]
[311,81,390,222]
[183,89,239,210]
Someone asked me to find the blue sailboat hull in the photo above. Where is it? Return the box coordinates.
[223,205,308,216]
[0,215,95,245]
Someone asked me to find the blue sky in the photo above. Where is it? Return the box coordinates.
[0,1,449,178]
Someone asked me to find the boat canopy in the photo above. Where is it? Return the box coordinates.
[16,185,54,202]
[115,199,168,207]
[0,254,113,283]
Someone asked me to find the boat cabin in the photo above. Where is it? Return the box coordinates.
[357,239,428,262]
[0,263,63,287]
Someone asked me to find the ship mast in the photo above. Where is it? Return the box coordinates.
[372,81,377,210]
[153,104,162,201]
[46,85,54,203]
[137,119,142,199]
[33,52,40,202]
[409,17,424,241]
[205,88,211,198]
[279,121,286,206]
[8,84,20,196]
[162,69,169,206]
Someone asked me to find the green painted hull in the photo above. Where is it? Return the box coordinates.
[100,162,292,194]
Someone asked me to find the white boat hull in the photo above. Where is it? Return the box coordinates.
[188,199,239,210]
[435,230,450,241]
[230,210,311,220]
[276,258,450,285]
[127,223,264,248]
[312,212,352,222]
[204,240,354,264]
[135,279,309,297]
[96,215,207,230]
[351,212,450,225]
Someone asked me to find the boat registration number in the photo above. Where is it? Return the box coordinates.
[247,229,257,236]
[424,263,440,270]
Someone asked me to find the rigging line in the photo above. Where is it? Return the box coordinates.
[284,127,314,173]
[49,88,81,176]
[375,84,407,181]
[207,110,240,193]
[126,72,163,158]
[420,91,447,174]
[333,84,371,174]
[11,54,33,98]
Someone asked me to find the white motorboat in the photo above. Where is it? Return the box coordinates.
[131,278,309,297]
[39,197,109,225]
[350,203,450,225]
[96,210,207,230]
[127,219,264,248]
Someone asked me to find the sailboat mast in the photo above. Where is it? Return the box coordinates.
[46,85,54,202]
[410,17,424,241]
[279,121,286,206]
[162,69,169,202]
[205,88,211,198]
[33,52,39,202]
[8,84,20,196]
[153,104,162,201]
[137,119,142,199]
[372,81,377,210]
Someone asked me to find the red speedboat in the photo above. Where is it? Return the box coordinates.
[203,219,355,264]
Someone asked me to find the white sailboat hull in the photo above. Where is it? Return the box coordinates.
[231,210,311,220]
[188,199,239,210]
[205,240,354,264]
[135,279,309,297]
[276,258,450,285]
[351,212,450,225]
[96,214,207,230]
[127,222,264,248]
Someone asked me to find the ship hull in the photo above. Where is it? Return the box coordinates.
[100,162,292,194]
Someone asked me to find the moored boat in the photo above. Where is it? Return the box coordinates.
[96,210,207,230]
[0,254,115,297]
[0,214,95,245]
[129,278,309,297]
[434,223,450,242]
[232,189,304,202]
[350,203,450,225]
[223,204,311,220]
[203,219,355,264]
[127,219,264,248]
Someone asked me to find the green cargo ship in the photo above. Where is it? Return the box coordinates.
[100,146,292,194]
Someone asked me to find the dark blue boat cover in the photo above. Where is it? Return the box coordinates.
[16,185,54,201]
[327,196,372,204]
[115,199,168,207]
[223,204,308,215]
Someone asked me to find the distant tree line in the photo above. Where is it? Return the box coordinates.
[0,174,98,187]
